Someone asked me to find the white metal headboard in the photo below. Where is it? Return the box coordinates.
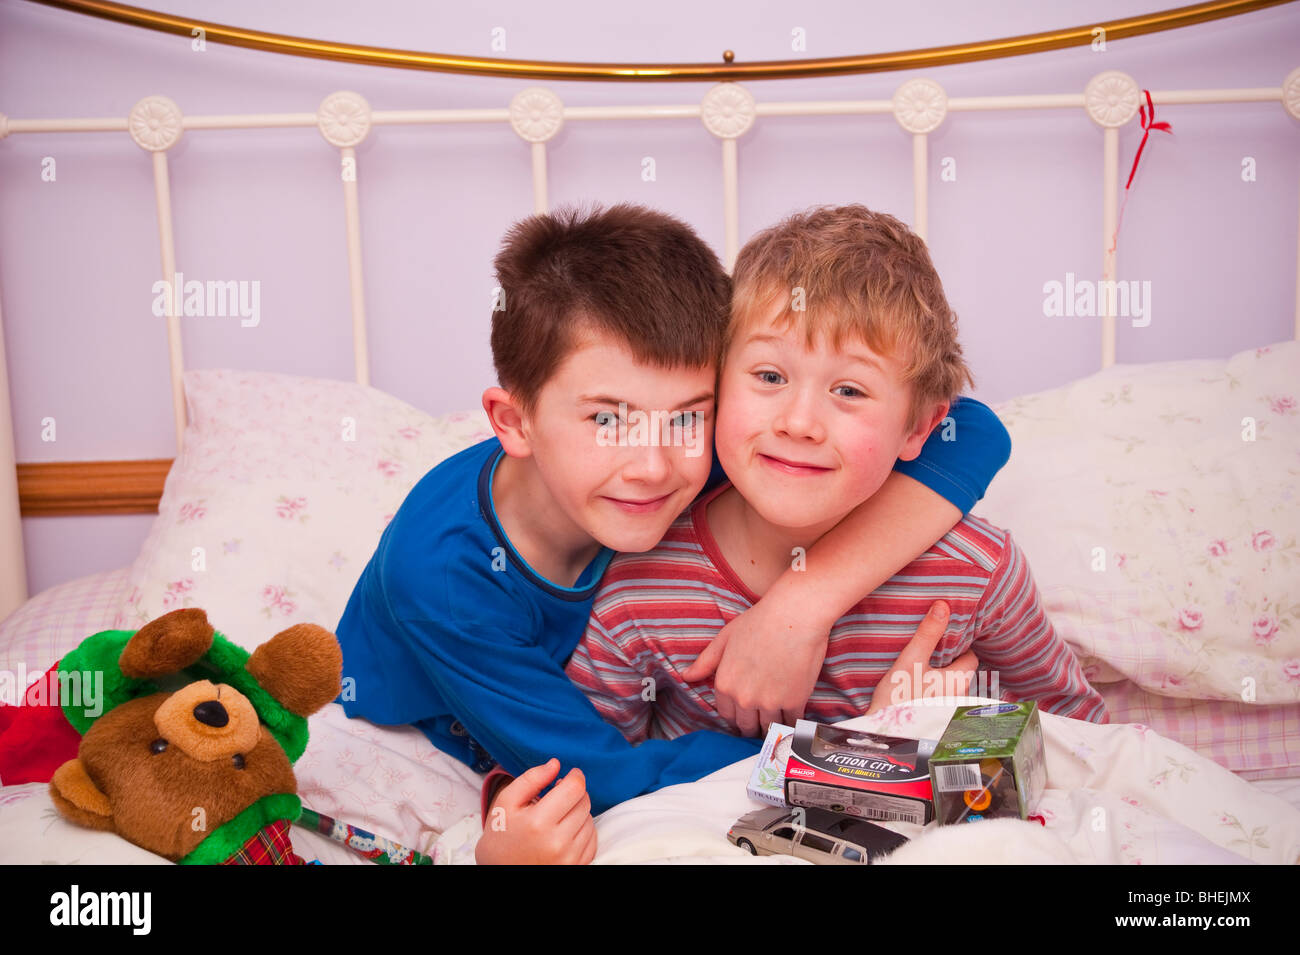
[2,67,1299,615]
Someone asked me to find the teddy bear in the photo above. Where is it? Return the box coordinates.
[47,607,342,864]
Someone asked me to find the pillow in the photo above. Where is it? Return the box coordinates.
[113,369,492,649]
[979,341,1299,704]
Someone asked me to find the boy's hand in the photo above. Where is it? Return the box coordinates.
[681,596,830,737]
[474,758,598,865]
[867,601,978,713]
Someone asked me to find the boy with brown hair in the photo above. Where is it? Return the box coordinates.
[567,205,1106,756]
[334,203,1011,864]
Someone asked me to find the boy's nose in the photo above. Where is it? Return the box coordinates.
[773,391,825,442]
[623,443,671,483]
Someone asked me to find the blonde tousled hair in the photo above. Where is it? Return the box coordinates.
[729,205,973,433]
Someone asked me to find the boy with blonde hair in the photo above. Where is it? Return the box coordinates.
[568,205,1107,748]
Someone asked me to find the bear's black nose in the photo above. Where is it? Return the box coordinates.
[193,700,229,728]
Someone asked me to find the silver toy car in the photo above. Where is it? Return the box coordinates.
[727,806,908,864]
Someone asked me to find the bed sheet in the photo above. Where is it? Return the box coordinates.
[509,699,1300,865]
[1250,775,1300,812]
[3,569,1298,866]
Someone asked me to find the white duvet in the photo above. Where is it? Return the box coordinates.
[422,697,1300,865]
[4,697,1297,865]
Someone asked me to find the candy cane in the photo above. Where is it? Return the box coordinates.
[296,805,433,865]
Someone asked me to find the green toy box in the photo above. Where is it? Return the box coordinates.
[929,701,1047,825]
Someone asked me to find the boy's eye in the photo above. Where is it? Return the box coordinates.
[755,370,784,386]
[833,385,866,399]
[593,411,620,426]
[670,411,701,429]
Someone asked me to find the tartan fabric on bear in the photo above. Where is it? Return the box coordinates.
[222,820,305,865]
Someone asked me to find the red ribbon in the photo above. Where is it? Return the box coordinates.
[1124,89,1172,190]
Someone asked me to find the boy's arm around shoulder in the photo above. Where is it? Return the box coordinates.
[402,605,760,817]
[685,396,1014,734]
[893,396,1012,517]
[967,528,1110,724]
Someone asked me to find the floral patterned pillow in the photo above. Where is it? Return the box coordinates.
[979,342,1299,704]
[114,369,493,649]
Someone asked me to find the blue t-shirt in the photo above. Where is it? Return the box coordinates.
[335,396,1010,814]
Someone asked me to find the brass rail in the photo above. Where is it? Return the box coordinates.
[25,0,1295,82]
[11,0,1295,516]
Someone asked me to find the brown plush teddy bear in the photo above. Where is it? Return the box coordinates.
[48,608,342,864]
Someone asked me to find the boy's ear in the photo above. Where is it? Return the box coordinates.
[482,386,532,458]
[897,400,951,462]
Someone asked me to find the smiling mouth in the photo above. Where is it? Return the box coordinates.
[604,492,673,513]
[759,453,831,476]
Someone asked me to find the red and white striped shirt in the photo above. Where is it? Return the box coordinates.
[566,484,1108,741]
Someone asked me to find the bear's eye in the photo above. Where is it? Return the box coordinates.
[149,738,168,755]
[232,753,246,770]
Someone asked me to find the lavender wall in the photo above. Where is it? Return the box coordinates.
[2,0,1298,597]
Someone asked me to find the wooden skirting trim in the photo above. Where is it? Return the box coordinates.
[17,459,172,516]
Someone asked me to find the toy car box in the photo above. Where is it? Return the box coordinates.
[746,723,796,807]
[783,719,937,826]
[929,700,1047,825]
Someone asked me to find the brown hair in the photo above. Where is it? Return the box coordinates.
[491,203,731,413]
[730,205,973,433]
